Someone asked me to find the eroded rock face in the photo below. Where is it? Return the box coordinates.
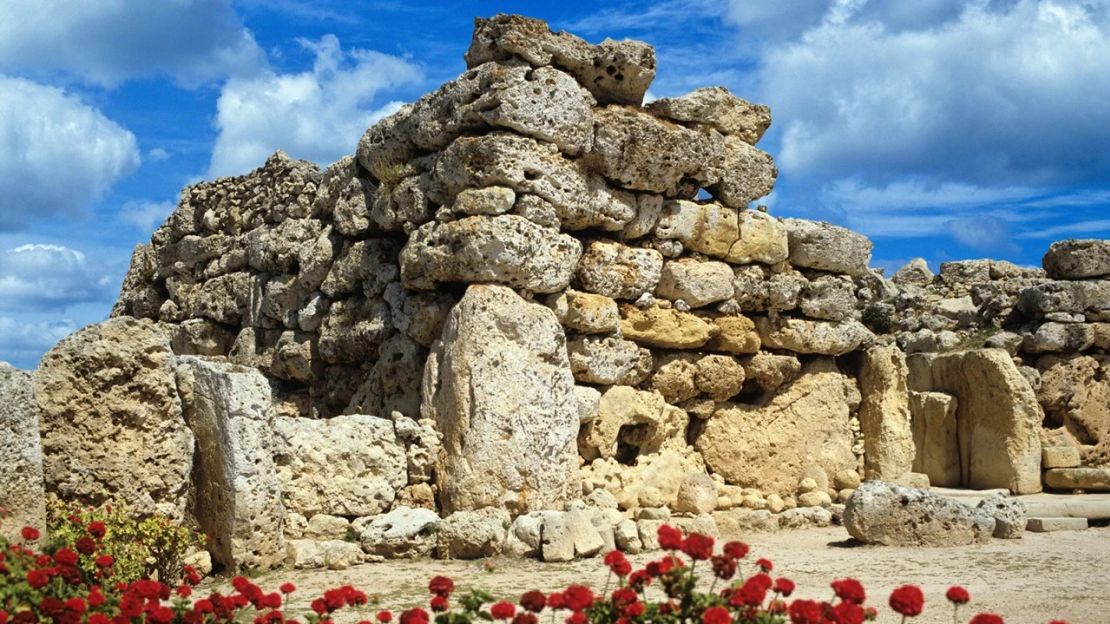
[697,358,859,496]
[784,219,873,276]
[424,285,579,514]
[34,318,193,518]
[176,357,285,570]
[274,415,407,517]
[646,86,771,145]
[844,481,994,547]
[858,346,915,482]
[1043,240,1110,280]
[0,363,45,541]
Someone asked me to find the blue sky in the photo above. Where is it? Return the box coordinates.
[1,0,1109,368]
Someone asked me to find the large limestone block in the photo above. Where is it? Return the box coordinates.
[576,240,663,300]
[431,133,636,231]
[730,210,789,265]
[1022,322,1095,354]
[587,105,723,194]
[654,200,738,260]
[910,391,961,488]
[1017,280,1110,319]
[705,135,777,209]
[360,506,441,559]
[581,386,688,461]
[843,481,994,547]
[927,349,1043,494]
[436,507,510,559]
[400,216,582,294]
[646,86,771,145]
[696,358,860,496]
[799,275,858,322]
[1044,467,1110,491]
[706,315,761,354]
[858,346,915,481]
[274,414,407,517]
[0,363,45,542]
[546,290,620,334]
[466,14,655,105]
[34,318,193,517]
[1043,239,1110,279]
[424,285,579,514]
[1037,355,1110,444]
[176,358,285,571]
[783,219,873,276]
[567,336,641,385]
[655,259,734,308]
[754,317,874,356]
[620,305,715,349]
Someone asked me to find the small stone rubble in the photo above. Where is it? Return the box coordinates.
[1,14,1109,568]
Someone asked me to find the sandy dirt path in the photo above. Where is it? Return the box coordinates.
[230,525,1110,624]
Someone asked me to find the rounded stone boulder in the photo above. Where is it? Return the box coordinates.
[843,481,995,547]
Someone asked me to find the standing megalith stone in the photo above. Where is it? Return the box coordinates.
[858,346,915,482]
[0,363,45,541]
[910,391,961,487]
[34,318,194,518]
[422,284,579,514]
[928,349,1043,494]
[176,357,285,571]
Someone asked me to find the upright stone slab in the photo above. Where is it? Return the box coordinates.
[34,318,194,517]
[176,357,285,571]
[928,349,1043,494]
[0,363,45,541]
[910,391,961,487]
[422,284,579,514]
[858,346,915,482]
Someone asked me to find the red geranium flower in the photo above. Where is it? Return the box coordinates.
[722,541,749,560]
[732,573,772,607]
[968,615,1004,624]
[565,612,586,624]
[547,592,566,610]
[54,548,79,566]
[831,578,866,604]
[75,536,97,555]
[787,599,825,624]
[491,601,516,619]
[377,611,392,623]
[756,558,773,572]
[563,585,595,612]
[520,590,546,613]
[428,576,455,596]
[400,608,429,624]
[710,555,736,580]
[830,601,865,624]
[681,534,715,561]
[430,595,448,612]
[774,578,796,597]
[280,583,297,594]
[95,555,114,568]
[87,521,106,539]
[657,525,683,551]
[889,585,925,617]
[946,586,970,605]
[604,551,632,577]
[20,527,39,542]
[512,613,538,624]
[702,606,732,624]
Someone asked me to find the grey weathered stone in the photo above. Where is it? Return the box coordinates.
[976,494,1026,539]
[844,481,995,546]
[755,317,874,356]
[401,216,582,294]
[784,219,873,276]
[176,357,285,570]
[567,336,641,385]
[674,473,717,515]
[646,86,771,145]
[705,135,777,209]
[576,240,663,300]
[0,363,45,542]
[424,285,579,514]
[1043,239,1110,279]
[436,507,510,559]
[360,506,441,559]
[655,259,734,308]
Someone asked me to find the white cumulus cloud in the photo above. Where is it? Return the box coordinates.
[207,35,423,178]
[0,0,264,87]
[119,200,176,232]
[0,244,116,311]
[0,76,141,229]
[0,316,79,369]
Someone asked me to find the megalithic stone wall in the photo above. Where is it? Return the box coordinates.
[1,13,1109,568]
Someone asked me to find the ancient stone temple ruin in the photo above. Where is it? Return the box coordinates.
[3,14,1110,569]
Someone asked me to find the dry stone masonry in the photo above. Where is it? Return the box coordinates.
[3,14,1110,566]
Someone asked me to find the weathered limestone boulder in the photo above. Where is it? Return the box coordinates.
[567,336,641,385]
[892,258,934,286]
[359,506,441,559]
[1023,322,1095,354]
[466,14,655,105]
[697,358,859,496]
[274,414,407,517]
[1043,239,1110,279]
[34,318,193,517]
[705,136,777,209]
[924,349,1043,494]
[706,315,761,354]
[654,201,786,263]
[587,105,723,194]
[799,276,858,322]
[694,355,746,401]
[581,386,688,460]
[176,358,285,570]
[976,494,1026,539]
[858,346,915,482]
[844,481,994,546]
[620,305,715,349]
[1036,355,1110,444]
[1044,467,1110,491]
[743,352,801,392]
[541,509,605,562]
[424,285,579,514]
[287,539,364,570]
[400,216,581,293]
[436,507,510,559]
[0,363,45,541]
[649,355,699,404]
[547,290,620,334]
[674,473,717,514]
[733,210,790,264]
[646,86,771,145]
[783,219,873,276]
[576,240,663,300]
[910,391,961,487]
[1017,280,1110,319]
[655,259,734,308]
[754,317,874,356]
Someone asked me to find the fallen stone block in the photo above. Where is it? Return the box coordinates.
[1026,517,1088,532]
[1044,467,1110,491]
[843,481,995,546]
